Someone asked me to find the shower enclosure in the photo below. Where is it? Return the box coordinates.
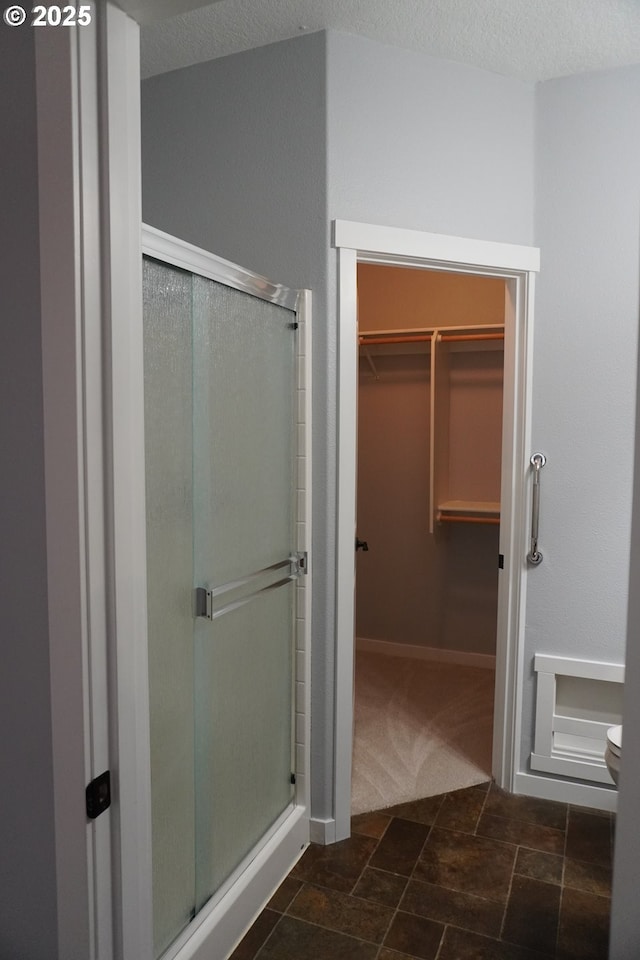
[141,227,309,958]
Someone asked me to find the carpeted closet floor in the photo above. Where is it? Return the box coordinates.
[352,651,495,815]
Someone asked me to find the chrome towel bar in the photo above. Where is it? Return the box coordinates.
[527,453,546,565]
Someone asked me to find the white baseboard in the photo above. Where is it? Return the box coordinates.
[356,636,496,670]
[515,771,618,813]
[530,751,614,786]
[309,817,336,844]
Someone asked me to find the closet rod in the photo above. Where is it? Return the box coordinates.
[438,332,504,343]
[359,334,432,346]
[438,514,500,525]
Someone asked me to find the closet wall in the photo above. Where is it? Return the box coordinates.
[356,264,505,658]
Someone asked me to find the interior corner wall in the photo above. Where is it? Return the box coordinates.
[140,32,333,819]
[0,24,58,960]
[525,66,640,775]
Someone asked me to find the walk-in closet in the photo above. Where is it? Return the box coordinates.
[352,263,506,814]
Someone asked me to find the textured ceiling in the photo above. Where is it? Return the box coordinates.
[140,0,640,82]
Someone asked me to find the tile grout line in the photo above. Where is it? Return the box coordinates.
[474,778,492,836]
[349,810,408,959]
[371,796,447,960]
[260,907,409,957]
[406,783,496,958]
[348,809,394,893]
[398,809,446,960]
[261,837,395,960]
[475,782,514,944]
[378,813,434,957]
[278,860,409,954]
[497,841,519,942]
[250,906,284,960]
[432,922,450,960]
[556,802,570,959]
[276,908,394,946]
[254,875,324,958]
[479,785,568,954]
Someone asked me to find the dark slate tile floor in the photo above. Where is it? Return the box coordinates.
[229,782,615,960]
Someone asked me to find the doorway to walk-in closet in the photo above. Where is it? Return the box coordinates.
[352,263,506,815]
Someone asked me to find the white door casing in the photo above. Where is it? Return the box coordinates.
[333,219,539,841]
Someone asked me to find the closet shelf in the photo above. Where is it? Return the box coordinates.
[438,332,503,344]
[437,500,500,524]
[358,326,504,361]
[359,324,503,339]
[359,333,433,346]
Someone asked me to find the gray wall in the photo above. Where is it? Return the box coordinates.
[326,31,535,244]
[526,66,640,769]
[0,24,59,960]
[142,32,327,288]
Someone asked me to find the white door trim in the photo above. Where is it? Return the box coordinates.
[36,22,96,959]
[333,219,539,840]
[36,9,143,954]
[333,220,540,272]
[35,6,150,956]
[102,7,155,958]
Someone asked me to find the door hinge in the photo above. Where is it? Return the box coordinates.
[86,770,111,820]
[498,553,504,569]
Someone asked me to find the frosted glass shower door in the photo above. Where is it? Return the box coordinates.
[143,248,300,958]
[191,275,297,909]
[143,258,196,957]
